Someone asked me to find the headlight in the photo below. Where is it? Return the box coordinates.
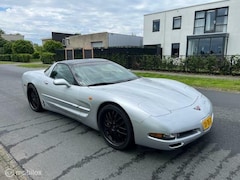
[149,133,175,140]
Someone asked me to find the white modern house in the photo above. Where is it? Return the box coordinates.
[143,0,239,58]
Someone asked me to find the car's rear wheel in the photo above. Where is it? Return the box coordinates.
[98,104,134,150]
[27,84,43,112]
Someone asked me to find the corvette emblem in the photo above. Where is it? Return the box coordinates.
[194,106,201,111]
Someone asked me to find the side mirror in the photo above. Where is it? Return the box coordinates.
[53,79,71,87]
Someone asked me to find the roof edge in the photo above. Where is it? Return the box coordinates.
[144,0,230,16]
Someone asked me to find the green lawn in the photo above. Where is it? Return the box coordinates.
[135,72,240,93]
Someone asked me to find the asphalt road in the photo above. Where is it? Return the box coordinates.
[0,64,240,180]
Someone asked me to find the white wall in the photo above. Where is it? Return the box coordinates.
[144,0,240,57]
[225,0,240,55]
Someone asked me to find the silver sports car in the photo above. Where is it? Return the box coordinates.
[22,58,213,150]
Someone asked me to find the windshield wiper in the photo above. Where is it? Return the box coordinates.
[88,77,139,86]
[88,82,115,86]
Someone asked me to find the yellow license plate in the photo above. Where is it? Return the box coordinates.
[202,116,212,130]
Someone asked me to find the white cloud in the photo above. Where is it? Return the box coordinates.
[0,0,219,44]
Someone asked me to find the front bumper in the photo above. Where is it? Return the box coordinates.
[133,112,214,150]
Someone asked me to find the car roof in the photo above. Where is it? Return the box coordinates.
[58,58,110,65]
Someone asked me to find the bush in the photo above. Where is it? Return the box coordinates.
[11,54,31,62]
[40,52,55,64]
[12,40,34,54]
[204,55,218,73]
[0,37,7,47]
[32,51,40,59]
[0,47,4,54]
[229,55,240,75]
[0,54,11,61]
[43,40,63,53]
[3,42,12,54]
[185,56,204,73]
[219,57,231,75]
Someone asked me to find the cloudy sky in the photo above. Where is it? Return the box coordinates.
[0,0,219,44]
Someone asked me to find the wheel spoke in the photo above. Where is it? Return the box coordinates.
[30,92,38,108]
[116,129,127,136]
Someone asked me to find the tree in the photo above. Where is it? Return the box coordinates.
[3,41,12,54]
[43,40,63,53]
[0,28,5,34]
[0,37,7,47]
[34,44,43,52]
[12,40,34,54]
[0,28,7,47]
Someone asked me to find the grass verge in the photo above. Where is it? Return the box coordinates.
[0,61,16,64]
[135,71,240,93]
[17,63,50,68]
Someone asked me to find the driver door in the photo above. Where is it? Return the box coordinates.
[42,63,90,119]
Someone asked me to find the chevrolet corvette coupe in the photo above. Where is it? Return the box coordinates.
[22,59,213,150]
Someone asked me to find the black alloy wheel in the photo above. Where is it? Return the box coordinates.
[27,84,43,112]
[98,104,134,150]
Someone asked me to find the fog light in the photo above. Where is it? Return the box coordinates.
[149,133,175,140]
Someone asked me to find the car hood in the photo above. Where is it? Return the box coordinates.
[92,78,200,116]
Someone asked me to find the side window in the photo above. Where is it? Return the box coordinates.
[50,64,75,85]
[152,19,160,32]
[171,43,180,57]
[173,16,182,30]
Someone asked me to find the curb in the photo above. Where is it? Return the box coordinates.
[0,144,30,180]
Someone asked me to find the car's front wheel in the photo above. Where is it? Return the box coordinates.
[27,84,43,112]
[98,104,134,150]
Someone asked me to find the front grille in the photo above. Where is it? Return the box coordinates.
[177,129,199,139]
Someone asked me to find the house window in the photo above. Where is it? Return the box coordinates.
[194,11,205,34]
[173,16,182,29]
[187,35,227,56]
[171,43,180,57]
[153,19,160,32]
[194,7,228,35]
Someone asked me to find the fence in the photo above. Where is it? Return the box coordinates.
[55,47,158,61]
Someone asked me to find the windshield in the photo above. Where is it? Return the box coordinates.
[71,61,138,86]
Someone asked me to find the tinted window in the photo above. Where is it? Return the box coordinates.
[50,64,75,85]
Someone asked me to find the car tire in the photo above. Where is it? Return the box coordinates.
[27,84,43,112]
[98,104,134,150]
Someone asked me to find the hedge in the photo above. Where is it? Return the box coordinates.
[40,52,55,64]
[95,54,240,75]
[0,54,11,61]
[11,54,31,62]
